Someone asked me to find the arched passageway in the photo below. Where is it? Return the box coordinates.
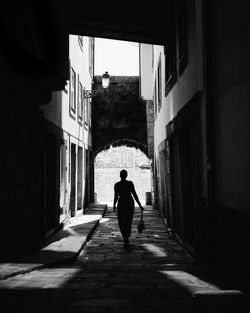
[94,145,152,206]
[1,0,250,288]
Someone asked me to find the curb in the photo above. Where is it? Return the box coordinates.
[0,205,108,280]
[193,290,247,313]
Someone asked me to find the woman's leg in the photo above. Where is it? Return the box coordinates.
[118,209,134,248]
[117,199,134,248]
[117,210,128,239]
[123,210,134,239]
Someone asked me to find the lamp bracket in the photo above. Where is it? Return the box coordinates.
[83,89,104,98]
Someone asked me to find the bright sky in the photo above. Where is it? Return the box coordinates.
[94,38,139,76]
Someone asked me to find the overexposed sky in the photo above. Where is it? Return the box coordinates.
[94,38,139,76]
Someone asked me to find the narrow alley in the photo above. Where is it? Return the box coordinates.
[0,206,248,313]
[1,1,250,312]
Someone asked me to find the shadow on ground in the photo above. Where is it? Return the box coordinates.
[0,208,248,313]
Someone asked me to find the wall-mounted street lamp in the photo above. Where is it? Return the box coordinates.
[83,71,110,98]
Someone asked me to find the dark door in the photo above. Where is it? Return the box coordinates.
[70,143,76,217]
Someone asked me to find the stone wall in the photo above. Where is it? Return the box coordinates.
[92,76,148,155]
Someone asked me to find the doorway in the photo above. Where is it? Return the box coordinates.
[77,146,83,211]
[70,143,76,217]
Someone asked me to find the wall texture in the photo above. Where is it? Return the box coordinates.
[92,76,148,155]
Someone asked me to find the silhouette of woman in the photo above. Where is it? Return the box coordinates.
[113,169,144,249]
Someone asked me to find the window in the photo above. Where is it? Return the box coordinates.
[78,36,83,50]
[89,100,92,128]
[84,98,91,127]
[164,36,177,96]
[70,67,76,116]
[89,37,94,77]
[78,80,83,122]
[157,56,162,110]
[154,79,157,119]
[177,0,188,74]
[84,96,89,127]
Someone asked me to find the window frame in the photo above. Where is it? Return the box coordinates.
[154,79,158,119]
[69,67,77,118]
[164,37,177,97]
[88,99,92,128]
[78,35,83,51]
[84,95,89,128]
[177,0,188,75]
[78,79,83,123]
[157,55,162,111]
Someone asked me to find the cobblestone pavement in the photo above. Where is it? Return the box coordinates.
[0,207,248,313]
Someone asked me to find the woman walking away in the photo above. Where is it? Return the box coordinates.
[113,169,144,249]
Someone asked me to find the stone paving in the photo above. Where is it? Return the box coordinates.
[0,206,248,313]
[0,205,107,279]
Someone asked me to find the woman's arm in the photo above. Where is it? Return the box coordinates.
[131,182,144,212]
[113,183,118,212]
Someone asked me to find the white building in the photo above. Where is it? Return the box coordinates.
[140,1,206,259]
[41,35,94,234]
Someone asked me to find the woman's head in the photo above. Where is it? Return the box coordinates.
[120,169,128,180]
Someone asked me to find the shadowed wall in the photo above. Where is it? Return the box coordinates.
[92,76,148,155]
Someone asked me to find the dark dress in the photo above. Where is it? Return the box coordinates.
[114,180,135,239]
